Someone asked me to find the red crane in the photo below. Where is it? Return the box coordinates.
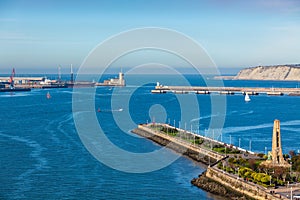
[9,68,15,88]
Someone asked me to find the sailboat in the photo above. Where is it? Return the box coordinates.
[244,92,251,102]
[46,92,51,99]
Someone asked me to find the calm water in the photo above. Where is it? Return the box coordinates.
[0,74,299,199]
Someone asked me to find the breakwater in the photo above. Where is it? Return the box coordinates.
[132,124,224,165]
[152,85,300,96]
[192,167,286,200]
[132,123,290,200]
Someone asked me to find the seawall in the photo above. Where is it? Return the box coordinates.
[131,124,224,165]
[192,167,286,200]
[132,124,289,200]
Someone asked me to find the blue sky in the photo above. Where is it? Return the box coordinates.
[1,0,300,73]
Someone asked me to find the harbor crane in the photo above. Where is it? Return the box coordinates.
[9,68,15,89]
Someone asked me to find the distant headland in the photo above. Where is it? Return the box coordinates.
[216,64,300,81]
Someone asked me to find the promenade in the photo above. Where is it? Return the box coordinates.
[133,123,300,200]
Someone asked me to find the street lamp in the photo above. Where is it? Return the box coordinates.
[265,147,267,155]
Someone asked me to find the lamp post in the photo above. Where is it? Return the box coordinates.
[193,135,195,146]
[249,140,252,151]
[184,122,187,140]
[265,146,267,155]
[179,121,181,139]
[220,131,222,142]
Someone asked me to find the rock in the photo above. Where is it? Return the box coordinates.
[191,173,254,200]
[234,64,300,81]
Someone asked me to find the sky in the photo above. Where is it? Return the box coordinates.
[1,0,300,74]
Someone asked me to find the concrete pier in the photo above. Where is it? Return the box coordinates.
[132,123,226,164]
[152,85,300,96]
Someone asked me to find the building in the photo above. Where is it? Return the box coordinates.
[96,71,125,86]
[0,77,46,85]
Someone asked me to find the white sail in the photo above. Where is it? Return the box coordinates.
[245,93,251,102]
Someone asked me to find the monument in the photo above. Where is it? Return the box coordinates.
[261,119,291,168]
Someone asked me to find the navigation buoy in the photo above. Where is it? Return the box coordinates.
[46,92,51,99]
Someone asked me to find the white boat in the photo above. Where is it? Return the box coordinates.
[245,93,251,102]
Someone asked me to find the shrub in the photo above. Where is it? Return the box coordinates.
[261,176,270,184]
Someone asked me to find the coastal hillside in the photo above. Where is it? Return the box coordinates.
[234,64,300,81]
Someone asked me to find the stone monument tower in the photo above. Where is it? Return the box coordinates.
[272,120,286,165]
[261,119,291,168]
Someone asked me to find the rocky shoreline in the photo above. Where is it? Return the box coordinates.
[191,172,254,200]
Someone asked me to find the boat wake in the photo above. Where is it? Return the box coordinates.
[222,119,300,135]
[0,133,47,196]
[97,108,123,112]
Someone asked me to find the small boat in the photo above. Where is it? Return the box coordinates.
[46,92,51,99]
[118,108,123,111]
[245,93,251,102]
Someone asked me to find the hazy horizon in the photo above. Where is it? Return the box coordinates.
[1,0,300,73]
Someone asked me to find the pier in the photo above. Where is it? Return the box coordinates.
[132,123,227,164]
[152,85,300,96]
[132,122,299,200]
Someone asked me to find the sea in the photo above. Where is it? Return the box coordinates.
[0,74,299,199]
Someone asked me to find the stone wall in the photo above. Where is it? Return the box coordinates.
[206,167,286,200]
[132,125,224,165]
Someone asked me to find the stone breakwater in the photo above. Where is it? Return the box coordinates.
[132,124,289,200]
[192,167,286,200]
[191,171,253,200]
[131,125,219,165]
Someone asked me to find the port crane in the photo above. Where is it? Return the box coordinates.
[9,68,15,89]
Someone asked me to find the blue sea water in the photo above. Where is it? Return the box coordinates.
[0,74,300,199]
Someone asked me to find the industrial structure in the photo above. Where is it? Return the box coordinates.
[0,66,126,91]
[95,71,125,86]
